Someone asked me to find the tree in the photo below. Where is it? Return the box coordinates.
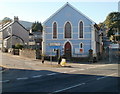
[31,21,43,32]
[1,17,12,24]
[98,22,106,31]
[104,12,120,37]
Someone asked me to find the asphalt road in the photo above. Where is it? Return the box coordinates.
[2,66,119,93]
[0,52,120,93]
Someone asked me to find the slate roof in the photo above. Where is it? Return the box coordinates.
[0,20,29,32]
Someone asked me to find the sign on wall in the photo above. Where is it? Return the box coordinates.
[75,48,79,54]
[75,48,83,54]
[80,49,83,53]
[49,43,60,46]
[49,43,61,49]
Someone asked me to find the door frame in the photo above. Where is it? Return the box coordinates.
[64,41,72,58]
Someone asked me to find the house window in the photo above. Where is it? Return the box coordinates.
[79,21,83,38]
[53,22,57,39]
[65,22,71,38]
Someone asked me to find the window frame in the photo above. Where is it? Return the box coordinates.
[64,21,72,39]
[78,20,84,39]
[52,21,58,39]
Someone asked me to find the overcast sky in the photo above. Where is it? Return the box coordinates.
[0,0,119,24]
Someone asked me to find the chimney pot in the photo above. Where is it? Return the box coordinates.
[14,16,19,22]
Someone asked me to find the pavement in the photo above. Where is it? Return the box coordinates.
[0,52,112,70]
[1,52,119,93]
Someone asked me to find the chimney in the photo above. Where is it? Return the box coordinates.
[14,16,19,22]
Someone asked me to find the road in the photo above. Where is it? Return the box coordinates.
[0,52,120,93]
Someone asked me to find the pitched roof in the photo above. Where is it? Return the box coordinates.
[0,21,14,31]
[0,20,28,32]
[43,2,95,24]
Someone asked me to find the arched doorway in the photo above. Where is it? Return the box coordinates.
[64,42,72,59]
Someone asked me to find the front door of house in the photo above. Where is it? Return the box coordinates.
[64,42,72,59]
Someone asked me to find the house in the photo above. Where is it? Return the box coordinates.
[0,16,29,51]
[29,29,42,50]
[42,3,102,59]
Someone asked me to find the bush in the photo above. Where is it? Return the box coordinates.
[14,44,24,49]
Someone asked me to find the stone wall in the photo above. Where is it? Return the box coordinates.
[19,49,36,59]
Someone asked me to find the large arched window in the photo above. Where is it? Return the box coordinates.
[79,21,84,38]
[53,22,57,39]
[64,22,71,38]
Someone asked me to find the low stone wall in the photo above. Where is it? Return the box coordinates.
[19,49,36,59]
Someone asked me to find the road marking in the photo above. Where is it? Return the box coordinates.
[0,80,10,83]
[97,76,107,80]
[16,77,28,80]
[52,83,85,93]
[96,73,117,80]
[0,68,9,73]
[47,73,57,75]
[32,75,42,78]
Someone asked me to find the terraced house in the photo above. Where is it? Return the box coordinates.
[42,3,102,59]
[0,16,29,51]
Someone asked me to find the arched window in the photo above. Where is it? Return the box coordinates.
[79,21,83,38]
[65,22,71,38]
[53,22,57,39]
[80,43,83,48]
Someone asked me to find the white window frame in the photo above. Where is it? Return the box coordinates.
[78,20,84,39]
[63,21,73,39]
[52,21,58,39]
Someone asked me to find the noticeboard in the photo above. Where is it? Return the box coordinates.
[49,43,61,49]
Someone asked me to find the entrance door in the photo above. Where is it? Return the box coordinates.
[64,42,72,59]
